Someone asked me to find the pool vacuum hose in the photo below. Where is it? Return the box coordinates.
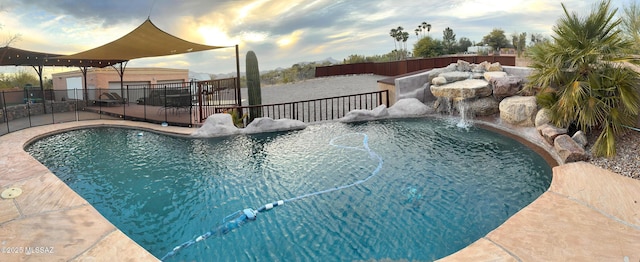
[160,133,382,261]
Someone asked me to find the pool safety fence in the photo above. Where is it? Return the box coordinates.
[0,83,389,135]
[211,90,390,127]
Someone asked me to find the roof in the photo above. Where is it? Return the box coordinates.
[56,19,227,61]
[1,18,229,68]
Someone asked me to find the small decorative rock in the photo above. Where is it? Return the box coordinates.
[498,96,538,127]
[537,123,568,145]
[535,108,551,127]
[554,134,588,163]
[572,130,588,148]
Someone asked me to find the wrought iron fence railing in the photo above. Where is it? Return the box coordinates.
[1,82,388,136]
[208,90,390,126]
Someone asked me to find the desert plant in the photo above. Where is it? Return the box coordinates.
[224,108,247,128]
[246,50,262,123]
[526,0,640,157]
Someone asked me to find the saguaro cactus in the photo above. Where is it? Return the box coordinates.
[246,50,262,123]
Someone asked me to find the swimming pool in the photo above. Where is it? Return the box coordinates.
[26,118,552,261]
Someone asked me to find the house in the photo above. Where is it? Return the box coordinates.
[52,67,189,100]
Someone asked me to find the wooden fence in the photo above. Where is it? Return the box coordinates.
[315,55,516,77]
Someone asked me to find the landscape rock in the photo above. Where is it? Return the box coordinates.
[244,117,306,134]
[535,108,552,127]
[537,123,568,145]
[191,114,240,137]
[430,79,492,100]
[439,71,472,83]
[491,75,523,100]
[456,60,472,72]
[388,98,432,116]
[483,71,508,82]
[572,130,588,148]
[554,134,588,163]
[340,104,389,122]
[487,62,503,71]
[499,96,538,127]
[461,97,500,116]
[432,76,447,85]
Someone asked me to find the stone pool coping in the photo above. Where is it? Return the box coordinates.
[0,119,638,261]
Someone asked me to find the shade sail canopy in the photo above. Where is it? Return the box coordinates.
[0,46,125,67]
[57,19,227,61]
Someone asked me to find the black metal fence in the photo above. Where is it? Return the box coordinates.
[211,90,390,126]
[1,81,389,135]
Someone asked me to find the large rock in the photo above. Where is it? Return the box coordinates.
[432,76,447,85]
[572,130,588,148]
[554,134,588,163]
[430,79,492,100]
[537,123,567,145]
[499,96,538,127]
[459,97,500,116]
[483,71,508,82]
[457,60,472,72]
[535,108,552,127]
[491,75,523,100]
[487,62,503,72]
[439,71,472,83]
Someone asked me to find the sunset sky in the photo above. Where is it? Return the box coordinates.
[0,0,629,77]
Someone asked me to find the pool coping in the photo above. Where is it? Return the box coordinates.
[0,119,638,261]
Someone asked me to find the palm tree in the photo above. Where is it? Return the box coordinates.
[401,31,410,59]
[389,28,398,55]
[527,0,640,157]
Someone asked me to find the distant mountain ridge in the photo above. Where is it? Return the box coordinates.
[201,57,339,79]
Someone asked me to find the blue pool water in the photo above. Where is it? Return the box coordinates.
[26,118,552,261]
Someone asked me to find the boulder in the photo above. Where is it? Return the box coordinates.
[457,60,472,72]
[461,97,500,116]
[535,108,552,127]
[572,130,588,148]
[554,134,588,163]
[499,96,538,127]
[491,75,523,100]
[439,71,472,83]
[483,71,508,82]
[432,76,447,85]
[472,73,484,79]
[340,104,389,122]
[537,123,568,145]
[430,79,492,100]
[487,62,503,72]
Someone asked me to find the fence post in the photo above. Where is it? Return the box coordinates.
[2,91,8,132]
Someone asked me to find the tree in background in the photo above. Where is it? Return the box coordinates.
[526,0,640,157]
[457,37,473,53]
[389,26,410,60]
[482,28,509,54]
[511,32,527,57]
[415,21,431,38]
[621,1,640,52]
[442,27,456,54]
[0,70,42,90]
[413,36,443,58]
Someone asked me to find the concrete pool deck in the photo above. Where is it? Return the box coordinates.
[0,119,638,261]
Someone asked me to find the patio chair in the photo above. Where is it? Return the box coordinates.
[110,92,128,104]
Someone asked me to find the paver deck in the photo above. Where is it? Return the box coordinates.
[0,119,638,261]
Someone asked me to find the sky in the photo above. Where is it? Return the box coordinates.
[0,0,630,78]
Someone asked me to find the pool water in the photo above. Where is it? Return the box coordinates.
[26,118,552,261]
